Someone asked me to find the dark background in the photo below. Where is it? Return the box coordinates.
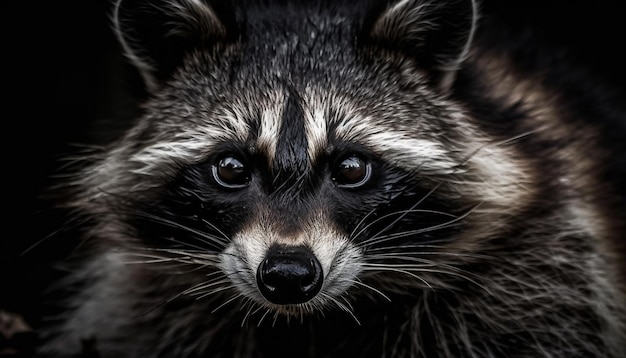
[1,0,624,342]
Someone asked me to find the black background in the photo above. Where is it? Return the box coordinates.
[1,0,624,338]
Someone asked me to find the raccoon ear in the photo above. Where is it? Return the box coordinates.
[369,0,478,92]
[113,0,229,91]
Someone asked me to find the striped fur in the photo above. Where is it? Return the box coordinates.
[39,0,625,357]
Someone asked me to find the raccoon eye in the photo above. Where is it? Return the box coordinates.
[332,155,371,188]
[212,156,250,189]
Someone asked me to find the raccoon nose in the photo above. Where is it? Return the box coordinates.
[256,245,323,305]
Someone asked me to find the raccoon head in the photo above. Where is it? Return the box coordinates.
[74,0,530,318]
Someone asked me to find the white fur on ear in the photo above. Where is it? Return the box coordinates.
[113,0,226,91]
[371,0,478,92]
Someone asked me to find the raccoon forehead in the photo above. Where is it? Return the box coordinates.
[88,85,530,216]
[303,92,462,174]
[128,88,465,177]
[128,90,283,173]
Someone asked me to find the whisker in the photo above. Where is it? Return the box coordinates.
[360,220,460,248]
[185,279,231,296]
[361,264,434,290]
[348,182,415,240]
[361,202,483,247]
[147,248,221,262]
[21,214,92,256]
[319,292,360,325]
[363,261,494,295]
[155,235,216,252]
[135,279,224,319]
[365,183,443,242]
[211,293,243,314]
[121,254,179,265]
[131,210,230,249]
[351,207,457,243]
[195,284,236,301]
[200,218,230,242]
[123,250,222,274]
[366,246,495,261]
[350,205,382,241]
[248,304,267,323]
[257,308,272,327]
[347,279,391,302]
[490,129,538,147]
[241,301,258,327]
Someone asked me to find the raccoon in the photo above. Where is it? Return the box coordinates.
[37,0,625,357]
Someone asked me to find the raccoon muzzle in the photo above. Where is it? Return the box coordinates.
[256,244,323,304]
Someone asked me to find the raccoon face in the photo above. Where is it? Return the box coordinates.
[76,0,530,318]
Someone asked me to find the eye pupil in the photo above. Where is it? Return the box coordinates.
[339,157,365,182]
[213,156,250,188]
[333,155,371,188]
[219,157,244,181]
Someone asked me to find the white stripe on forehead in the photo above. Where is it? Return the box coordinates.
[128,91,286,176]
[256,93,285,164]
[363,130,459,173]
[303,93,460,174]
[129,107,251,175]
[303,94,329,163]
[128,89,459,178]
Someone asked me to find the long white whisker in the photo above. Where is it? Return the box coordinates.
[201,218,230,242]
[257,308,273,327]
[135,278,226,318]
[347,279,391,302]
[365,183,443,242]
[211,293,243,314]
[351,208,457,242]
[361,264,433,290]
[367,246,494,261]
[195,284,236,301]
[362,202,483,247]
[319,292,360,325]
[241,301,258,327]
[185,279,232,296]
[134,211,230,248]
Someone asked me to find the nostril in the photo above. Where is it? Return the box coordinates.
[256,245,323,305]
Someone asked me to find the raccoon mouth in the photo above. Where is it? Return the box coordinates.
[256,244,324,305]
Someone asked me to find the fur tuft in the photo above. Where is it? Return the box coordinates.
[38,0,625,357]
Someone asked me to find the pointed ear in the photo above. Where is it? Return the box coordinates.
[369,0,478,92]
[113,0,229,91]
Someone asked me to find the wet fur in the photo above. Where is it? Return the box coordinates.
[39,0,625,357]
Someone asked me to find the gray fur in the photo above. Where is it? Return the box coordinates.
[40,0,625,357]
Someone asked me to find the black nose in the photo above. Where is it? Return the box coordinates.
[256,245,323,304]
